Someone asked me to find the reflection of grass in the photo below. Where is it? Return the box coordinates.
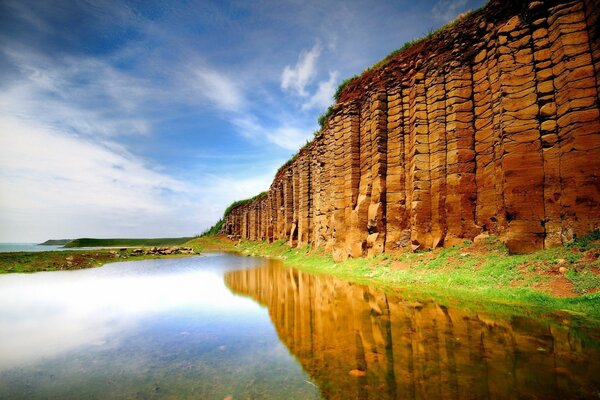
[187,235,600,325]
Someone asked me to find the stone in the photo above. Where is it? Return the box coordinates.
[218,0,600,257]
[559,266,567,274]
[348,369,367,377]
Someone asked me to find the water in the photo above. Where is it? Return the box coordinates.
[0,254,599,399]
[0,254,319,399]
[0,243,69,252]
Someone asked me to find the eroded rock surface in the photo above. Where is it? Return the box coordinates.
[225,263,600,399]
[222,0,600,256]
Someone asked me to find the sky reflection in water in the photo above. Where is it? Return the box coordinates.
[0,254,320,399]
[1,253,600,399]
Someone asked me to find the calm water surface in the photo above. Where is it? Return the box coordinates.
[0,243,68,252]
[0,253,599,399]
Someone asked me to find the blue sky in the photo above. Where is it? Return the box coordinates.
[0,0,485,242]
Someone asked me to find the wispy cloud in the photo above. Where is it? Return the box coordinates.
[0,46,156,137]
[0,115,277,241]
[432,0,469,23]
[0,116,191,240]
[0,0,488,241]
[281,42,322,97]
[232,114,311,151]
[302,71,338,111]
[191,66,245,112]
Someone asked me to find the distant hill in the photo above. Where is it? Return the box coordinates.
[38,239,72,246]
[64,237,194,248]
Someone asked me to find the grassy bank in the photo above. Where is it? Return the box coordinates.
[38,239,72,246]
[187,234,600,324]
[64,237,194,248]
[0,248,198,274]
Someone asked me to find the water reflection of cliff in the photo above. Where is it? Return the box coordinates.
[225,261,600,400]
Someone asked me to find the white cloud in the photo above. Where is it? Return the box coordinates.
[0,262,264,370]
[0,115,278,241]
[0,116,192,240]
[0,47,155,137]
[266,126,311,151]
[192,66,245,111]
[302,71,338,111]
[281,42,322,97]
[432,0,469,23]
[232,115,310,151]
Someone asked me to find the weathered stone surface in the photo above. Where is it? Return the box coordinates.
[226,263,600,399]
[220,0,600,255]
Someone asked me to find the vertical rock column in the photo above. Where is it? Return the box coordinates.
[310,142,323,247]
[426,72,449,248]
[297,151,312,247]
[367,91,388,256]
[289,165,300,246]
[267,193,275,242]
[283,170,294,242]
[348,99,373,257]
[331,112,347,261]
[275,180,285,240]
[409,71,433,249]
[498,15,545,253]
[445,64,480,245]
[585,0,600,105]
[528,1,563,248]
[401,82,414,244]
[342,105,361,259]
[249,202,256,241]
[474,23,506,236]
[549,0,600,242]
[322,120,337,251]
[241,205,248,240]
[385,86,409,252]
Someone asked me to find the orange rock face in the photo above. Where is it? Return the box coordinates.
[225,262,600,399]
[221,0,600,256]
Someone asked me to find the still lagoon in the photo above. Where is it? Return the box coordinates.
[0,253,599,399]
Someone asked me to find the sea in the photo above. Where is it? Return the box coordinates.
[0,243,70,252]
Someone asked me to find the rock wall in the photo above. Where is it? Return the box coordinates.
[221,0,600,256]
[225,262,600,399]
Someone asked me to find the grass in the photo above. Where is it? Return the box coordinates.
[0,248,197,274]
[64,237,193,248]
[39,239,72,245]
[566,229,600,251]
[187,233,600,325]
[202,192,269,236]
[317,8,480,130]
[333,75,359,102]
[217,6,484,214]
[317,105,335,128]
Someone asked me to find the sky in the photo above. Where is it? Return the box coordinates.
[0,0,485,242]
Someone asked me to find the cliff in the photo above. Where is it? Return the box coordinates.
[225,263,600,399]
[220,0,600,257]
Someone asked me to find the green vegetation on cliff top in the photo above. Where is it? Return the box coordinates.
[203,192,268,236]
[64,237,193,248]
[39,239,72,246]
[187,231,600,325]
[246,7,484,200]
[317,8,479,129]
[210,7,485,222]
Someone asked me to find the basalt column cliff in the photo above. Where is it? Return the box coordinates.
[221,0,600,257]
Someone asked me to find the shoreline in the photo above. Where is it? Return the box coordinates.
[0,247,200,274]
[187,235,600,325]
